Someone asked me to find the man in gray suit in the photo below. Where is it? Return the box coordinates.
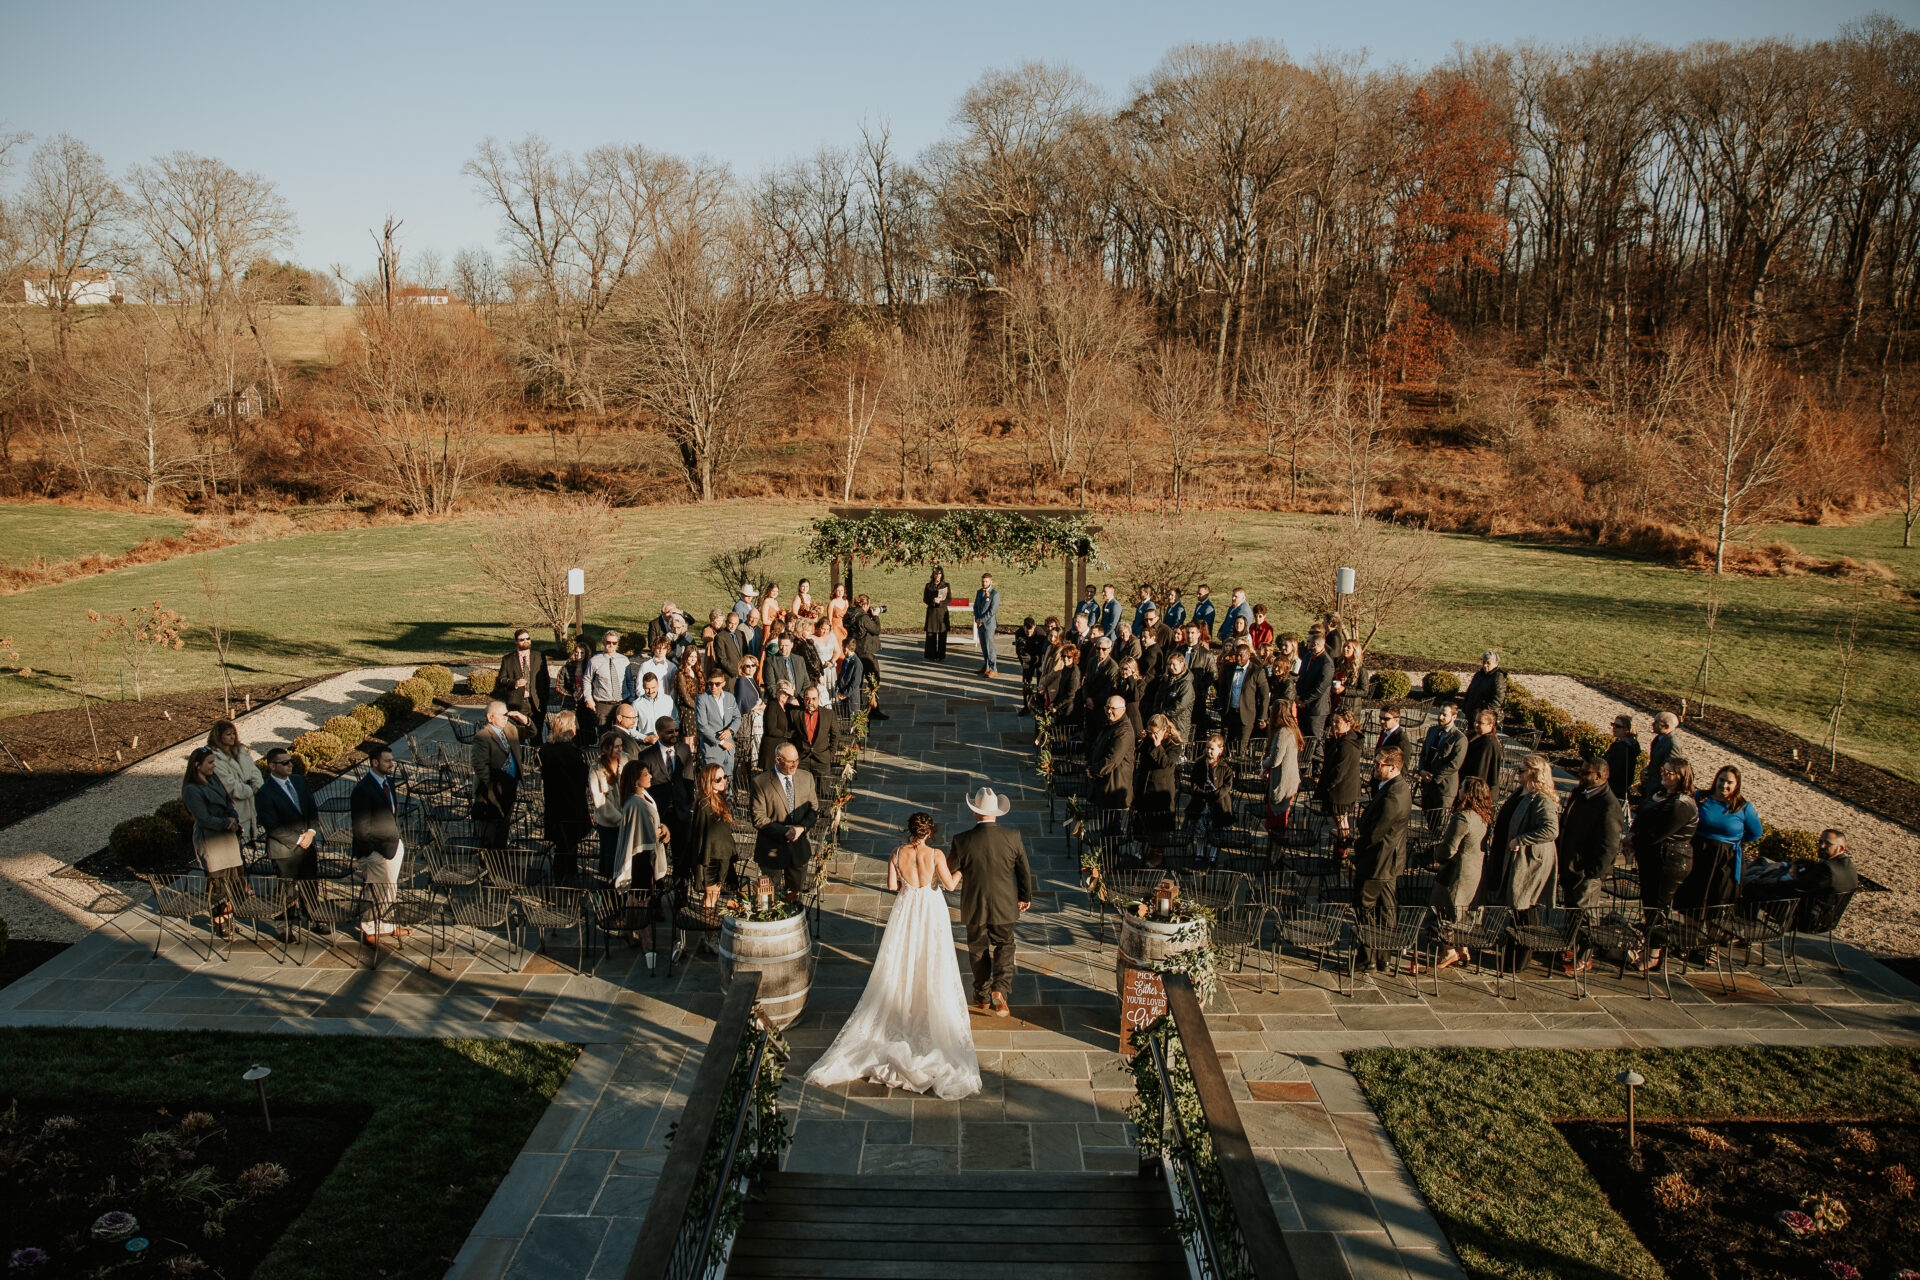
[947,786,1035,1018]
[1418,702,1467,817]
[973,573,1001,678]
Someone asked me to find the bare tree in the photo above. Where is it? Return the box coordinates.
[824,314,889,501]
[125,151,295,342]
[892,299,979,490]
[331,303,510,514]
[1886,383,1920,548]
[55,317,210,505]
[607,202,808,501]
[1099,509,1232,603]
[1143,341,1218,510]
[1245,341,1321,506]
[19,134,122,360]
[1674,342,1801,574]
[1321,370,1396,523]
[1270,517,1441,650]
[469,496,632,646]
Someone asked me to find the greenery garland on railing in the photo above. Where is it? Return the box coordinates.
[1127,1013,1252,1279]
[670,1012,792,1260]
[805,510,1099,572]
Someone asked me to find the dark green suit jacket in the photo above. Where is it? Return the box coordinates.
[948,822,1035,931]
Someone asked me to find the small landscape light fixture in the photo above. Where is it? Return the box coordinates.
[243,1063,273,1133]
[1617,1068,1645,1147]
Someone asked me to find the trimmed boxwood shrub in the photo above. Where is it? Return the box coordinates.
[1422,670,1461,699]
[109,814,180,868]
[392,677,435,711]
[292,731,345,768]
[350,702,387,732]
[1570,722,1612,762]
[375,690,416,722]
[1756,824,1820,861]
[414,664,456,696]
[152,798,194,838]
[1369,670,1413,700]
[467,668,498,696]
[322,715,368,748]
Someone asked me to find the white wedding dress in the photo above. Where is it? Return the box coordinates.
[806,856,981,1100]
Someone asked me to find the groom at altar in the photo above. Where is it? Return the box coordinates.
[947,786,1034,1018]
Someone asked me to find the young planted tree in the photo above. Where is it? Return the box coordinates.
[1099,510,1232,605]
[98,599,187,700]
[699,535,776,603]
[469,497,632,647]
[194,562,237,718]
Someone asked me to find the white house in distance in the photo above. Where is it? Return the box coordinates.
[394,285,451,305]
[17,268,117,305]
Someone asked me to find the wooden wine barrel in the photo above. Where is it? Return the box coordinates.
[1117,913,1211,972]
[719,911,813,1029]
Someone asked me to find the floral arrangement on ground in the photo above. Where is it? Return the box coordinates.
[717,887,807,923]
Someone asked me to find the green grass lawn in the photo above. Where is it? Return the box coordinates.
[0,502,187,567]
[1,1027,574,1280]
[1349,1045,1920,1280]
[0,501,1914,779]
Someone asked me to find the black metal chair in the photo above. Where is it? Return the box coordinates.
[1351,905,1430,998]
[442,886,517,973]
[1427,905,1511,990]
[1274,901,1352,982]
[143,875,216,962]
[1501,908,1590,999]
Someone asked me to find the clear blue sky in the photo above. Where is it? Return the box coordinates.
[1,1,1905,275]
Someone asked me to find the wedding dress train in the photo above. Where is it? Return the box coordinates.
[805,883,981,1100]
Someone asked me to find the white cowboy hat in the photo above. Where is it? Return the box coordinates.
[740,583,758,597]
[966,787,1012,817]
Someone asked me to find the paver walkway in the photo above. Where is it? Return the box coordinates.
[4,638,1918,1280]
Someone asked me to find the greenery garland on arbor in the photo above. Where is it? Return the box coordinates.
[804,510,1099,572]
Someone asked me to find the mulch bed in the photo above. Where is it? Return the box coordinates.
[1560,1119,1920,1280]
[0,939,71,991]
[0,681,310,829]
[1367,650,1919,831]
[0,1101,367,1280]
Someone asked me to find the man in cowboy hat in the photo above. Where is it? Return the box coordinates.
[947,785,1035,1018]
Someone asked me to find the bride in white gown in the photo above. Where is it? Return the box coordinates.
[806,813,981,1100]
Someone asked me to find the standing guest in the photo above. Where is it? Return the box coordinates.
[539,712,591,880]
[1112,620,1142,669]
[472,700,524,849]
[850,595,886,720]
[689,764,738,916]
[1352,747,1412,974]
[733,582,758,625]
[1500,754,1561,923]
[1249,604,1274,649]
[1375,708,1406,758]
[826,582,851,650]
[1316,710,1365,842]
[1604,716,1641,807]
[349,746,408,944]
[557,637,590,717]
[760,583,785,629]
[1431,778,1494,967]
[1332,640,1367,712]
[791,579,820,627]
[674,649,704,737]
[695,672,742,778]
[708,609,744,681]
[1631,757,1699,971]
[636,638,676,699]
[764,632,806,701]
[257,747,321,885]
[582,630,631,732]
[637,721,696,849]
[735,657,765,769]
[206,720,263,846]
[809,617,839,702]
[1226,614,1252,648]
[666,614,694,665]
[1270,635,1300,708]
[588,732,627,878]
[1089,695,1136,813]
[629,672,677,747]
[497,628,551,742]
[1163,587,1187,630]
[973,572,1001,677]
[1420,703,1468,817]
[1458,708,1503,793]
[923,567,952,661]
[1296,628,1335,767]
[1114,657,1147,739]
[1460,651,1509,727]
[1222,587,1254,641]
[612,759,668,972]
[752,744,820,895]
[647,601,686,652]
[1147,651,1196,748]
[1557,759,1625,972]
[1014,616,1046,704]
[1140,607,1172,657]
[1097,583,1122,638]
[1263,702,1304,834]
[1131,583,1156,635]
[1185,732,1234,863]
[1137,714,1184,838]
[792,684,840,792]
[833,644,866,721]
[759,682,797,772]
[1191,584,1217,640]
[1218,642,1269,761]
[1037,643,1082,745]
[1081,636,1121,739]
[1641,712,1680,803]
[740,608,765,661]
[182,747,247,939]
[1072,582,1099,629]
[1684,764,1762,909]
[608,702,647,759]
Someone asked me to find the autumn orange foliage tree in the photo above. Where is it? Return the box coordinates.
[1384,79,1514,383]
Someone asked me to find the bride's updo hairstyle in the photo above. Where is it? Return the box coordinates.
[905,813,936,841]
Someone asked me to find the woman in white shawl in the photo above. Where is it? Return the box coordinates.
[611,758,670,973]
[207,720,264,845]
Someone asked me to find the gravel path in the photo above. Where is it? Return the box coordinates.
[1523,675,1920,958]
[0,665,471,941]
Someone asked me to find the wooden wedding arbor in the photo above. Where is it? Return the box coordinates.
[809,507,1101,620]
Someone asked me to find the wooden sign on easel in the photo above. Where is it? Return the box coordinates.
[1118,964,1168,1057]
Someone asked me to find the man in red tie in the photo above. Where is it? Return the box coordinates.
[497,628,551,742]
[1376,708,1405,759]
